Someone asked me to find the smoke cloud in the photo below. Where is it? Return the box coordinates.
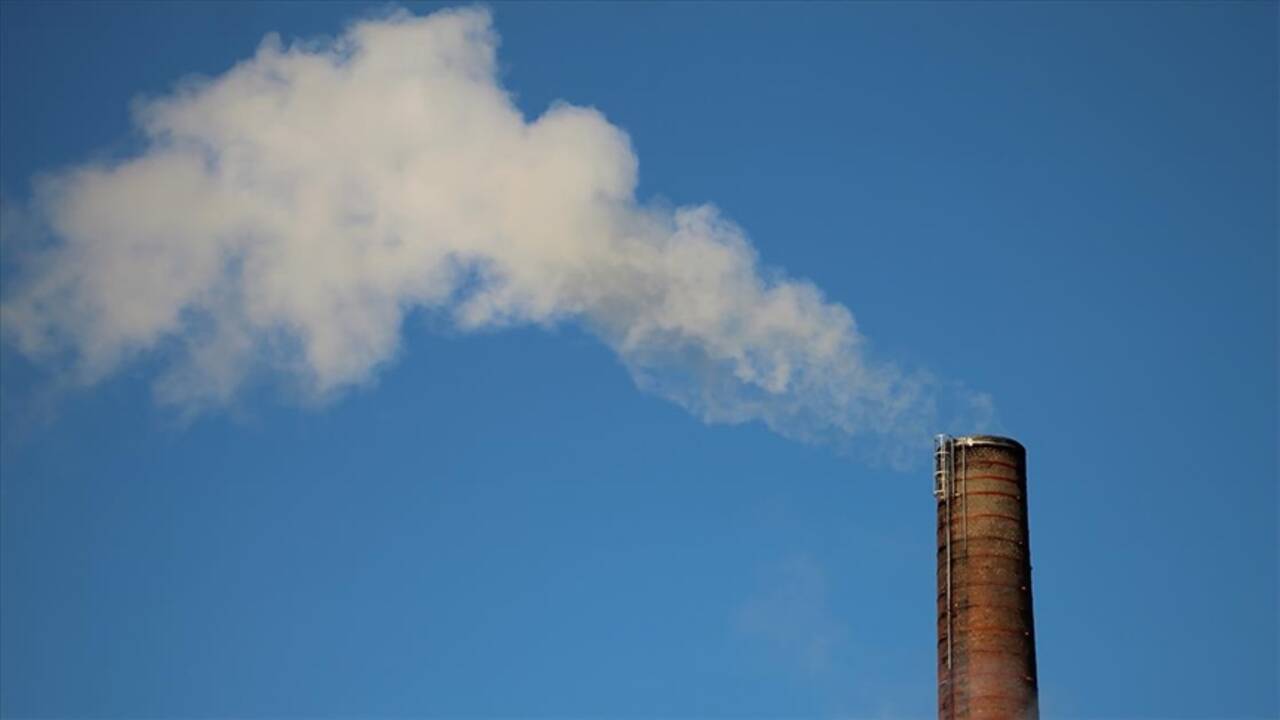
[1,7,989,458]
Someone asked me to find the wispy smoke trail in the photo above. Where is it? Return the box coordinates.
[0,7,990,460]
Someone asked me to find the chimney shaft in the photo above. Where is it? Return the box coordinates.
[935,435,1039,720]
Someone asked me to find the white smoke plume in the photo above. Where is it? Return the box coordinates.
[1,7,990,458]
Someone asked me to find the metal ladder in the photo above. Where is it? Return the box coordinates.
[934,434,968,718]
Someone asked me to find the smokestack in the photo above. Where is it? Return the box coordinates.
[934,434,1039,720]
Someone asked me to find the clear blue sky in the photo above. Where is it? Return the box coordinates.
[1,2,1275,717]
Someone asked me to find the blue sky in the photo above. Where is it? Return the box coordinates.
[0,2,1276,718]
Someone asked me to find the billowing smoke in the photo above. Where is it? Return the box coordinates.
[1,7,990,459]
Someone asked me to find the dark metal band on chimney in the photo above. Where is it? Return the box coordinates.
[935,435,1039,720]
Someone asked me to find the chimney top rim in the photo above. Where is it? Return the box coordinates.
[952,434,1024,451]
